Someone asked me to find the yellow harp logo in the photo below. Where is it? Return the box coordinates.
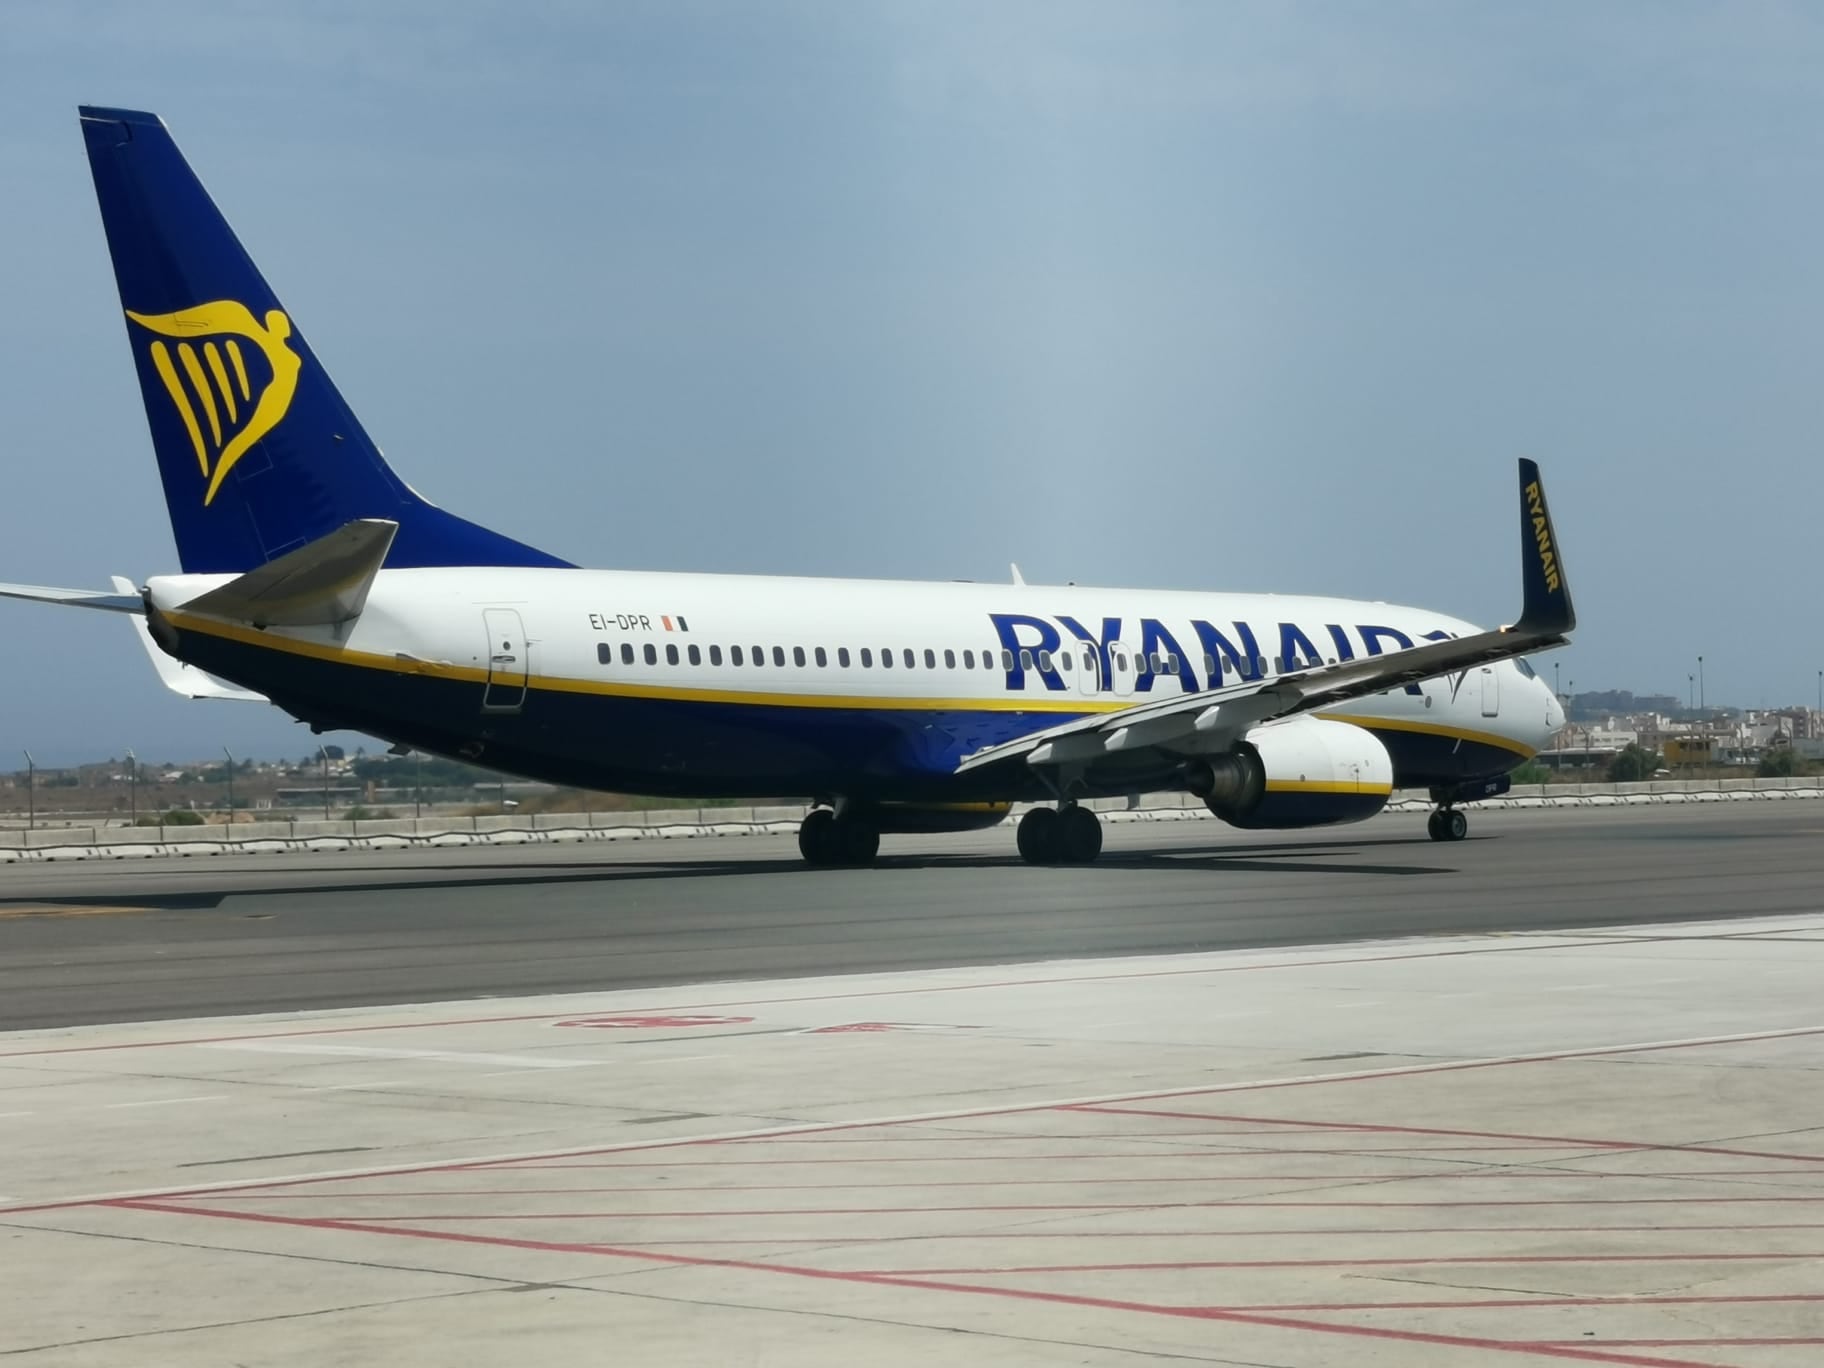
[125,302,302,506]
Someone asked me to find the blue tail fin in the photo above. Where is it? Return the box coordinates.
[79,107,571,574]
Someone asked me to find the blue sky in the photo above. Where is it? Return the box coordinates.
[3,2,1822,764]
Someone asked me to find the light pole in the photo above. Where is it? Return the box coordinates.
[414,749,423,819]
[126,748,137,825]
[318,746,330,819]
[1698,656,1705,713]
[1688,674,1695,714]
[223,747,235,823]
[1554,661,1561,704]
[22,750,33,831]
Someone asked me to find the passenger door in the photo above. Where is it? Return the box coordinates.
[1480,665,1500,718]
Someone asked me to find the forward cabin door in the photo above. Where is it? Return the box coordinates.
[482,608,529,713]
[1074,641,1102,697]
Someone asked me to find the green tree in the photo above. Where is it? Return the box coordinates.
[1758,748,1808,778]
[1607,743,1663,782]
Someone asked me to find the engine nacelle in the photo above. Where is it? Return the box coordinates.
[1185,717,1394,830]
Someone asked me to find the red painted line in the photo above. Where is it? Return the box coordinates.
[106,1199,1725,1368]
[1067,1105,1824,1167]
[501,1142,1614,1168]
[856,1252,1824,1276]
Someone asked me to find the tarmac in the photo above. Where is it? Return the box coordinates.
[0,804,1820,1365]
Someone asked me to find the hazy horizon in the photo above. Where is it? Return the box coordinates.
[5,3,1822,765]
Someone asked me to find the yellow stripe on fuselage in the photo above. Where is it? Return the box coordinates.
[1263,778,1395,796]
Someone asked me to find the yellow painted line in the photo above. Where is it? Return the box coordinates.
[0,904,153,920]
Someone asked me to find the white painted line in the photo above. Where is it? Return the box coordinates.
[106,1096,227,1110]
[1541,982,1614,992]
[15,1017,1821,1215]
[204,1042,599,1070]
[297,1080,408,1093]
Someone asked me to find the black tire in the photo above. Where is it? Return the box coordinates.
[1445,809,1469,842]
[835,815,880,865]
[1426,810,1446,842]
[1016,807,1060,864]
[798,808,839,865]
[1058,805,1103,864]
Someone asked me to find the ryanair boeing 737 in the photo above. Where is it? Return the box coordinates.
[2,108,1575,866]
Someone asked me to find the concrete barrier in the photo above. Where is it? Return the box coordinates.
[2,779,1820,862]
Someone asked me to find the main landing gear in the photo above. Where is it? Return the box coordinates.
[1016,803,1104,865]
[1427,807,1469,842]
[798,807,880,867]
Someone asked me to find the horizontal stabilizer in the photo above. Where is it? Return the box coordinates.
[180,519,397,627]
[111,575,268,701]
[0,582,143,613]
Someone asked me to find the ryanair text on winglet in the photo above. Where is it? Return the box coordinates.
[1524,480,1560,593]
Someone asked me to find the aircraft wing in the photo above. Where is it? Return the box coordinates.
[957,458,1574,775]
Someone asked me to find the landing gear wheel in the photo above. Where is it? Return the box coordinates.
[1016,807,1060,864]
[1427,809,1468,842]
[798,808,840,865]
[834,814,880,866]
[1057,805,1103,864]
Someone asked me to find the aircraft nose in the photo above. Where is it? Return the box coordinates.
[1543,679,1565,733]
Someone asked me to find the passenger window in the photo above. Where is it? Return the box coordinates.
[792,646,805,667]
[622,643,635,666]
[1058,651,1071,672]
[753,645,765,667]
[860,647,872,667]
[1038,649,1053,671]
[1020,649,1034,670]
[963,649,975,669]
[643,643,657,666]
[688,644,701,666]
[838,647,850,668]
[924,648,936,669]
[944,649,956,669]
[1002,649,1015,671]
[710,644,723,666]
[881,648,893,668]
[666,643,679,666]
[597,643,612,665]
[731,645,744,666]
[774,646,787,667]
[904,648,916,669]
[815,646,827,668]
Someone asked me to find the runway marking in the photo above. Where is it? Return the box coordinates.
[105,1095,226,1109]
[106,1199,1746,1368]
[204,1042,599,1070]
[5,1019,1822,1217]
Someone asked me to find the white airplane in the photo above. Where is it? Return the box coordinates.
[2,107,1573,866]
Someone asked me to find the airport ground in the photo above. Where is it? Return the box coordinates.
[1,803,1820,1365]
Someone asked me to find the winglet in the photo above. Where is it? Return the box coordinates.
[1513,459,1575,636]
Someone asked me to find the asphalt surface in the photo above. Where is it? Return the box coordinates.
[0,803,1816,1031]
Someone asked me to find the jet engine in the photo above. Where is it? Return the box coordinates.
[1182,716,1395,830]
